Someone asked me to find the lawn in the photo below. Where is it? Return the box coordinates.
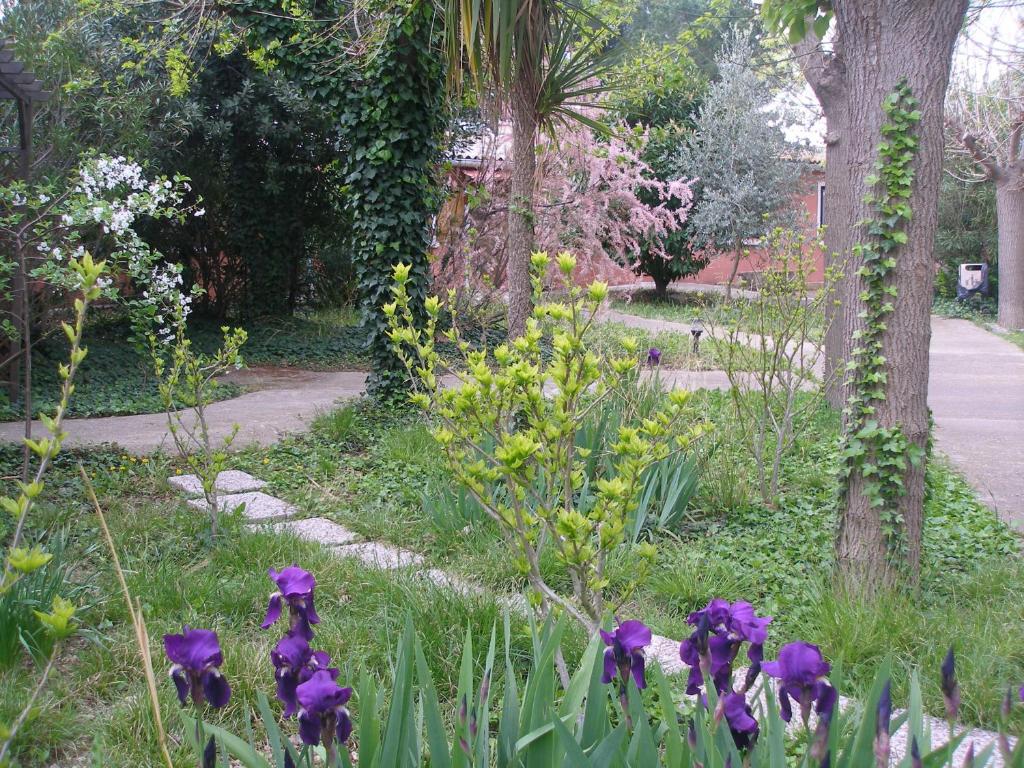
[611,291,826,342]
[3,381,1020,765]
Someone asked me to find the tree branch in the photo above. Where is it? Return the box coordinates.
[1008,112,1023,165]
[961,132,1001,180]
[792,25,844,111]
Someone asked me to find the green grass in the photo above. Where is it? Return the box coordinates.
[611,291,826,342]
[0,450,557,766]
[610,292,720,326]
[0,309,369,421]
[2,382,1022,762]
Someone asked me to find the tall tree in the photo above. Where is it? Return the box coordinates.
[764,0,968,588]
[443,0,618,337]
[672,29,802,299]
[949,71,1024,329]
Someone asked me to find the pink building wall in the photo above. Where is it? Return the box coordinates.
[680,167,826,287]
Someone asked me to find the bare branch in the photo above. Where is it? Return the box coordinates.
[792,25,845,110]
[1009,112,1023,164]
[962,131,1002,180]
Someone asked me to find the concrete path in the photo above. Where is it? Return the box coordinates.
[606,307,1024,528]
[929,317,1024,528]
[0,368,369,454]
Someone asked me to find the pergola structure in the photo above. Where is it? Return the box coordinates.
[0,39,49,420]
[0,38,49,181]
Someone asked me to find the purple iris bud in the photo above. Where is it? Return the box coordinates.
[600,619,652,691]
[722,691,759,751]
[761,641,831,725]
[296,670,353,750]
[963,741,975,768]
[811,685,836,762]
[1020,685,1023,703]
[874,681,892,766]
[876,680,892,736]
[911,736,922,768]
[647,348,662,366]
[261,565,321,641]
[163,627,231,708]
[941,647,960,721]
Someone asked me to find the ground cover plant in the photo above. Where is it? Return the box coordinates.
[0,310,369,420]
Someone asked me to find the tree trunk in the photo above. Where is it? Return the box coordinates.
[995,181,1024,330]
[724,239,742,301]
[506,75,538,339]
[820,116,855,408]
[800,0,967,589]
[652,274,669,299]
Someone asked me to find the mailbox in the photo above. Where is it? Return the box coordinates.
[956,263,989,300]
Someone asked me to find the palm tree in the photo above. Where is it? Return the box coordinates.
[443,0,618,336]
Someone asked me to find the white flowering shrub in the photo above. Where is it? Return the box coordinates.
[0,153,199,350]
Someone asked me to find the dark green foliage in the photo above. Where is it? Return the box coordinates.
[634,123,710,295]
[934,171,998,300]
[146,53,346,317]
[338,2,446,397]
[0,314,369,419]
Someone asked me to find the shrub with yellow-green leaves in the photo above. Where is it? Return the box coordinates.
[385,251,709,632]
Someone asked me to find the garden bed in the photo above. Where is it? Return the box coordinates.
[3,385,1019,765]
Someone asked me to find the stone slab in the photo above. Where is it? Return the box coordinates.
[333,541,425,570]
[417,568,484,597]
[188,491,297,523]
[648,633,686,675]
[169,470,266,497]
[271,517,359,546]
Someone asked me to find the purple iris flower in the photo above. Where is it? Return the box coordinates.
[647,348,662,366]
[600,619,652,691]
[296,670,353,751]
[163,627,231,708]
[722,691,759,751]
[261,565,321,641]
[679,599,772,695]
[761,641,832,724]
[270,633,339,717]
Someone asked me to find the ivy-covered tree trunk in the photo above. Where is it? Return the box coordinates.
[795,0,967,589]
[507,74,538,339]
[341,2,445,396]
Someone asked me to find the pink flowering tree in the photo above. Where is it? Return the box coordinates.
[435,120,693,293]
[534,121,693,285]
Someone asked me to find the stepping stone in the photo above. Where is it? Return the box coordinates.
[417,568,484,597]
[188,491,297,523]
[271,517,358,546]
[169,470,266,497]
[333,541,424,570]
[648,634,685,675]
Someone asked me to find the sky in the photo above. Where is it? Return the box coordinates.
[779,2,1024,147]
